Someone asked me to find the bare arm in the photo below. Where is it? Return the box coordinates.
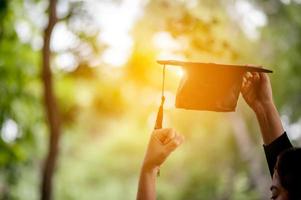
[137,167,157,200]
[137,128,184,200]
[253,102,284,145]
[241,72,284,145]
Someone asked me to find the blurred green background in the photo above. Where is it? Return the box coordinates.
[1,0,301,199]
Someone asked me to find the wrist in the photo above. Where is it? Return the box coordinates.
[253,101,276,116]
[141,163,159,176]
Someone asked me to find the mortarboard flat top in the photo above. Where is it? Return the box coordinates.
[157,60,273,73]
[157,60,273,112]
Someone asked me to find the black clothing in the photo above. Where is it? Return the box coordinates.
[263,132,293,176]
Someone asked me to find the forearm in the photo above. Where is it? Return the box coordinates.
[254,102,284,145]
[137,166,158,200]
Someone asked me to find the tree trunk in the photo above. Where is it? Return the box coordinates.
[41,0,59,200]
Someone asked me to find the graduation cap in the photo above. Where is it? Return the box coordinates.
[154,60,272,129]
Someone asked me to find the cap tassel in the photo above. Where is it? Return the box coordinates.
[153,64,166,176]
[154,96,165,177]
[154,96,165,129]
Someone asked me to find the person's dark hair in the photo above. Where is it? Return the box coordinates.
[276,147,301,200]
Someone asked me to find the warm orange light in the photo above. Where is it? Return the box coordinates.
[174,68,184,78]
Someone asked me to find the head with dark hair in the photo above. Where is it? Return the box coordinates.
[271,147,301,200]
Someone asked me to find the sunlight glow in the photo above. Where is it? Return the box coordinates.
[153,32,181,50]
[163,91,177,110]
[153,31,185,61]
[55,52,78,72]
[1,119,19,143]
[51,22,79,52]
[231,0,267,40]
[87,0,144,67]
[15,20,32,43]
[174,68,185,78]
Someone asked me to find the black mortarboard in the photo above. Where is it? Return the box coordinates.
[154,60,272,129]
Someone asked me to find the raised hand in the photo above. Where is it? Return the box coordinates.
[241,72,274,112]
[137,128,184,200]
[142,128,184,172]
[241,71,284,145]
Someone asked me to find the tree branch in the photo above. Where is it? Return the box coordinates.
[40,0,60,200]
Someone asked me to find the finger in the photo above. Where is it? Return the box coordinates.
[242,72,251,83]
[252,72,260,82]
[251,71,258,76]
[243,80,252,91]
[242,83,254,98]
[163,130,184,145]
[242,76,248,85]
[246,72,253,79]
[162,129,177,145]
[153,128,176,144]
[242,76,249,89]
[165,134,184,152]
[241,80,252,95]
[259,72,269,83]
[241,80,248,94]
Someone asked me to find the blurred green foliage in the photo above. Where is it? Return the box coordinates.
[0,0,301,200]
[0,0,43,199]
